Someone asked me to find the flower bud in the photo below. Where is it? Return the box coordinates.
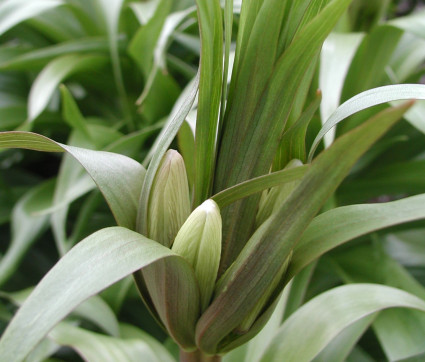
[256,159,303,227]
[172,199,222,311]
[148,149,191,247]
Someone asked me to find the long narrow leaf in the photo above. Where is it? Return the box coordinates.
[193,0,223,206]
[259,284,425,362]
[211,166,309,208]
[287,193,425,279]
[0,0,63,37]
[0,227,189,362]
[309,84,425,160]
[0,131,145,230]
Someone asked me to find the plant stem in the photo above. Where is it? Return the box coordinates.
[179,349,222,362]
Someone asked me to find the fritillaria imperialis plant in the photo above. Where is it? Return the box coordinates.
[2,0,425,361]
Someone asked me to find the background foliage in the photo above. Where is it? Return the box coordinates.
[1,0,425,361]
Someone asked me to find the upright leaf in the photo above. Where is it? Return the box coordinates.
[214,0,353,272]
[193,0,223,206]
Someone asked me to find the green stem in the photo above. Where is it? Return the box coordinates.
[179,349,222,362]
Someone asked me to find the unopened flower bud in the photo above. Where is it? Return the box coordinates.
[148,149,191,247]
[172,199,222,311]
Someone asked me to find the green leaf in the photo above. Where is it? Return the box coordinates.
[0,37,112,71]
[0,227,187,362]
[60,85,91,141]
[319,32,363,145]
[0,179,54,287]
[196,102,411,354]
[331,242,425,361]
[259,284,425,362]
[119,323,175,362]
[0,131,145,230]
[338,160,425,203]
[211,165,309,209]
[374,309,425,361]
[27,54,108,123]
[192,0,223,206]
[273,92,322,169]
[287,193,425,279]
[0,0,63,37]
[340,25,403,102]
[49,323,168,362]
[128,0,172,77]
[309,84,425,161]
[313,315,375,362]
[136,74,199,235]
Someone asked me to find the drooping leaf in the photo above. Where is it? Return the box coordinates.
[27,54,108,123]
[259,284,425,362]
[287,193,425,279]
[312,315,375,362]
[0,131,145,230]
[0,37,112,71]
[0,227,192,362]
[0,0,63,37]
[331,243,425,361]
[309,84,425,160]
[0,179,54,287]
[49,323,168,362]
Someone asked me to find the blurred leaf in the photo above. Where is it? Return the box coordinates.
[384,229,425,268]
[28,54,108,123]
[319,32,363,146]
[49,322,167,362]
[0,179,54,287]
[0,37,112,71]
[0,131,145,230]
[288,193,425,279]
[339,160,425,203]
[0,227,187,362]
[2,289,119,337]
[340,25,403,102]
[119,323,175,362]
[259,284,425,362]
[374,309,425,361]
[313,315,375,362]
[0,0,63,37]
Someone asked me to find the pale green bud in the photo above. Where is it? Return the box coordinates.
[148,149,191,247]
[172,199,222,311]
[256,159,303,227]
